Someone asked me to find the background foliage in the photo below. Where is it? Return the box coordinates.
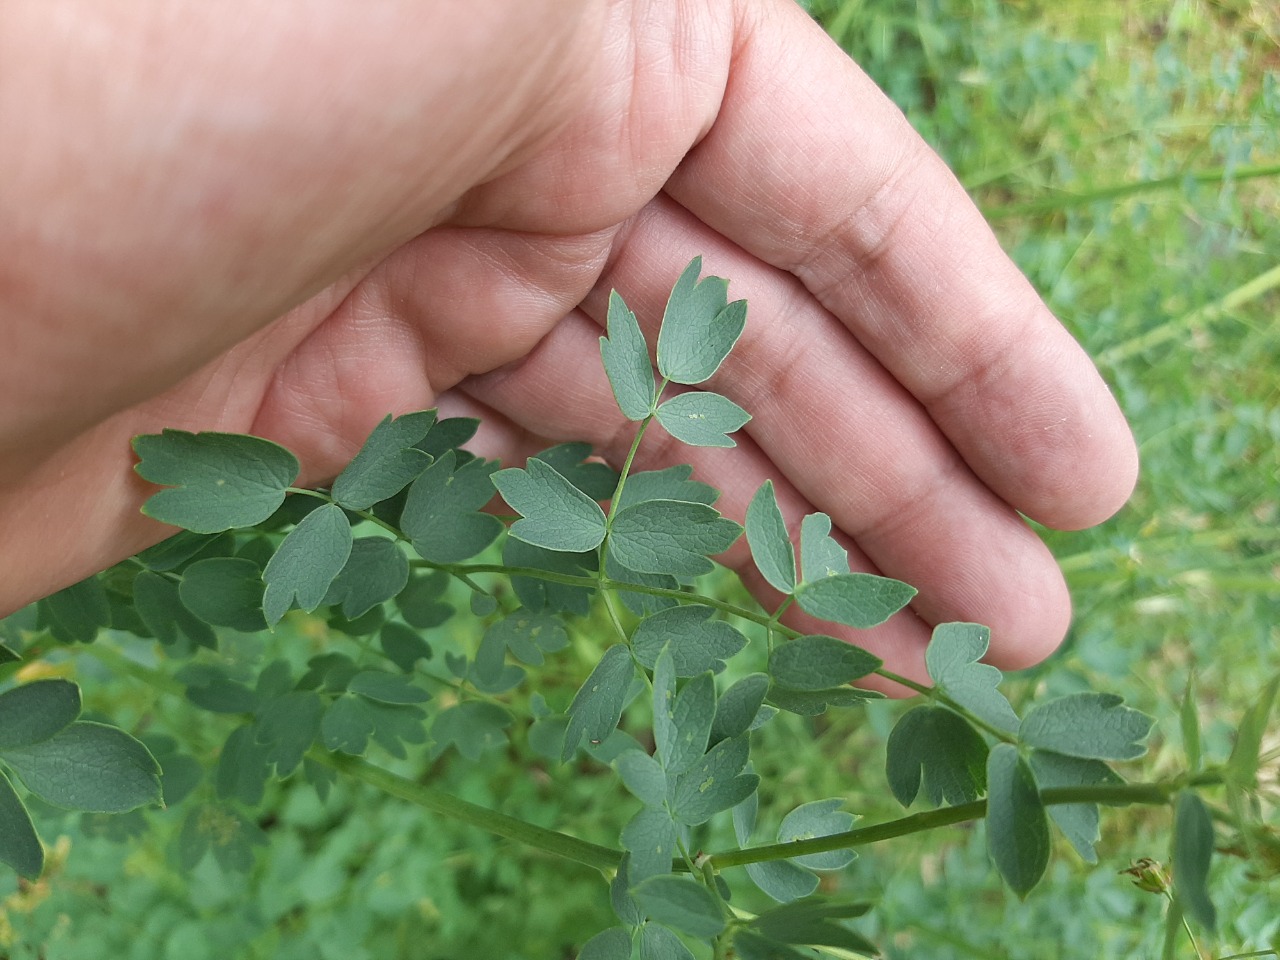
[1,1,1276,957]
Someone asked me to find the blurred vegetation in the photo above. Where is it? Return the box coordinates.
[2,1,1276,957]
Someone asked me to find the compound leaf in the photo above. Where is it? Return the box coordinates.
[750,898,875,953]
[401,451,503,562]
[1028,750,1120,864]
[656,257,746,385]
[493,457,608,553]
[578,927,633,960]
[255,691,323,777]
[610,500,741,577]
[429,702,512,761]
[535,442,619,500]
[321,537,409,619]
[330,411,435,510]
[616,750,668,808]
[320,695,376,755]
[0,772,43,879]
[640,922,696,960]
[660,672,717,778]
[179,557,268,632]
[133,430,298,533]
[132,570,216,648]
[778,798,857,871]
[632,875,726,939]
[746,481,796,595]
[416,416,478,458]
[483,610,569,668]
[563,644,636,762]
[348,670,431,705]
[799,513,849,582]
[1020,692,1152,761]
[769,635,881,691]
[670,734,756,825]
[262,503,353,625]
[379,622,433,673]
[655,391,751,448]
[0,679,81,751]
[215,723,272,806]
[794,574,916,630]
[616,465,718,511]
[504,538,597,616]
[711,674,771,744]
[621,805,680,886]
[985,743,1049,898]
[1173,791,1217,930]
[41,576,110,643]
[2,721,161,813]
[631,604,748,676]
[745,860,820,904]
[886,705,988,808]
[766,685,883,717]
[925,622,1020,733]
[601,289,657,420]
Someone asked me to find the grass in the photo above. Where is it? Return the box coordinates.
[2,2,1277,958]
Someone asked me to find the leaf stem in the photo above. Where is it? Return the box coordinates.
[309,751,621,872]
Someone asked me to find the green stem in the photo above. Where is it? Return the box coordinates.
[983,161,1280,220]
[310,751,620,872]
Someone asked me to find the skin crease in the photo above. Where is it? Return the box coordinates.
[0,0,1138,692]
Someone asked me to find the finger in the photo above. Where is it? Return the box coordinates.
[663,0,1137,530]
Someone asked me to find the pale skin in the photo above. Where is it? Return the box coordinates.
[0,0,1138,688]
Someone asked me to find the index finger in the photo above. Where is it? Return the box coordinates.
[666,0,1137,530]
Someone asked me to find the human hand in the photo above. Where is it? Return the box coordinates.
[0,0,1137,683]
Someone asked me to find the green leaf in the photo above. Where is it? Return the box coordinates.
[985,743,1050,898]
[630,605,748,676]
[769,635,882,690]
[616,750,668,807]
[750,898,876,953]
[482,610,569,668]
[215,723,272,806]
[885,705,988,808]
[133,530,226,571]
[504,538,597,615]
[601,289,657,420]
[778,799,857,871]
[416,416,479,458]
[395,569,455,628]
[746,481,796,595]
[2,721,161,813]
[380,622,433,672]
[0,772,43,879]
[632,875,726,939]
[330,411,436,510]
[535,442,620,501]
[1227,672,1279,789]
[1173,791,1217,930]
[41,576,111,643]
[611,854,646,926]
[348,670,431,705]
[640,922,696,960]
[652,646,678,768]
[429,702,512,761]
[616,465,718,511]
[578,927,633,960]
[133,429,299,533]
[655,391,751,448]
[711,674,771,744]
[794,573,916,629]
[1028,750,1120,864]
[320,695,376,754]
[178,557,268,632]
[0,680,81,750]
[401,451,503,562]
[659,673,717,777]
[562,645,636,762]
[1020,692,1152,761]
[610,500,741,577]
[731,931,820,960]
[925,622,1020,733]
[656,256,746,385]
[254,691,323,777]
[132,571,216,648]
[745,860,819,904]
[607,553,681,616]
[799,513,849,582]
[621,806,680,885]
[493,457,608,553]
[671,734,757,825]
[766,685,883,717]
[262,503,353,625]
[321,537,409,619]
